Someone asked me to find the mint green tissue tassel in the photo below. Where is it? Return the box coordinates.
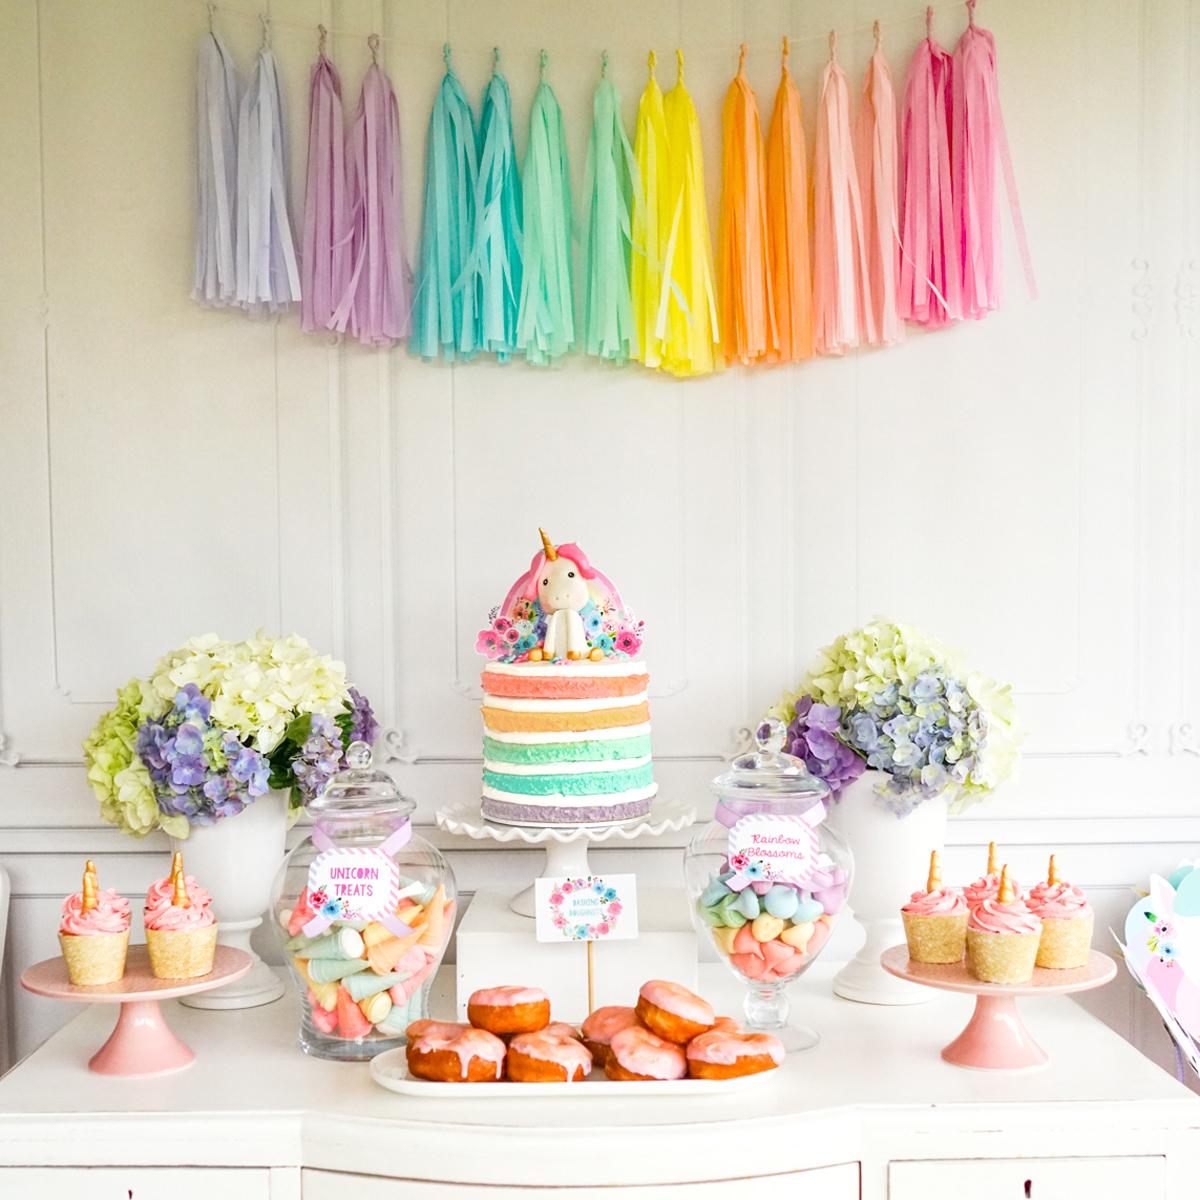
[475,50,522,361]
[411,44,480,361]
[583,55,641,363]
[517,52,575,365]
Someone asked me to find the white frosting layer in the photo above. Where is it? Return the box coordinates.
[481,782,659,807]
[483,755,652,776]
[481,693,647,713]
[484,723,652,745]
[484,659,648,678]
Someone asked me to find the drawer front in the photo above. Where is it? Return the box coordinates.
[303,1163,860,1199]
[0,1167,271,1200]
[890,1156,1164,1200]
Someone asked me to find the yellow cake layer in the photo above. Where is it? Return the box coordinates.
[482,702,650,734]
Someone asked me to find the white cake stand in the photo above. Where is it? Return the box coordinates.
[436,798,697,917]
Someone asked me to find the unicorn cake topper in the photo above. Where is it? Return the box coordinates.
[476,529,645,665]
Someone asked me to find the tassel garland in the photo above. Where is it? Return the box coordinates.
[475,51,523,361]
[631,53,672,369]
[235,31,302,313]
[583,53,641,363]
[719,46,777,367]
[517,52,575,366]
[301,44,349,334]
[330,50,412,346]
[193,30,239,307]
[411,45,480,361]
[952,0,1037,317]
[765,37,814,363]
[658,50,721,377]
[812,33,870,356]
[898,9,960,327]
[856,25,902,346]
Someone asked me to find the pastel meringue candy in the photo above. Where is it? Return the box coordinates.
[779,920,814,950]
[750,913,785,943]
[763,885,799,920]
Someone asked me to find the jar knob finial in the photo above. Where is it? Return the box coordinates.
[346,741,372,769]
[756,717,787,753]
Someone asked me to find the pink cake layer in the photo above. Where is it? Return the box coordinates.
[482,670,650,700]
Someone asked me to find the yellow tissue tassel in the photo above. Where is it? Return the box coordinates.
[657,50,721,377]
[719,45,777,366]
[766,37,814,362]
[631,52,671,369]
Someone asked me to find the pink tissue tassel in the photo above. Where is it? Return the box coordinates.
[856,27,902,347]
[302,53,349,333]
[952,0,1037,317]
[812,33,871,356]
[898,8,960,328]
[330,61,412,346]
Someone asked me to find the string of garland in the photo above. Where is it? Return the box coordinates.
[194,9,1034,370]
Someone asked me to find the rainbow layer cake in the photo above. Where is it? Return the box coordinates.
[476,530,657,827]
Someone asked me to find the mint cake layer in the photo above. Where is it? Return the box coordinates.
[482,763,654,796]
[482,734,652,765]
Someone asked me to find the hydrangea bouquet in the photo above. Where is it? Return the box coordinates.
[83,632,378,839]
[765,619,1025,818]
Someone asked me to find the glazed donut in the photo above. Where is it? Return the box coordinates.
[467,985,551,1036]
[634,980,715,1044]
[507,1023,592,1082]
[711,1016,742,1034]
[685,1029,785,1080]
[605,1025,687,1081]
[405,1020,506,1082]
[579,1005,642,1068]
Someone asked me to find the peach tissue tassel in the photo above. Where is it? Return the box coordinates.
[59,859,131,985]
[144,852,218,980]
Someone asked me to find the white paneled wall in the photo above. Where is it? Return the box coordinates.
[2,0,1200,1083]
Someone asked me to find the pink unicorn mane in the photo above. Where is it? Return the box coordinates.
[520,542,598,601]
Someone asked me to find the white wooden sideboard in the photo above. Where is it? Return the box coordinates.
[0,964,1196,1200]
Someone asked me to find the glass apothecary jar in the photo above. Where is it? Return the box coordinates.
[270,743,456,1061]
[683,719,852,1051]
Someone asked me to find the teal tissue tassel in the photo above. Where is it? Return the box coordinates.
[583,54,641,362]
[411,45,480,361]
[517,52,575,365]
[475,50,523,361]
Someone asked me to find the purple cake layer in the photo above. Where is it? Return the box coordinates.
[481,796,654,826]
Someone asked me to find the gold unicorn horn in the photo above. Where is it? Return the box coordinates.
[172,863,190,908]
[539,528,558,561]
[987,841,998,875]
[926,850,942,894]
[998,864,1015,905]
[81,860,98,913]
[1047,854,1060,886]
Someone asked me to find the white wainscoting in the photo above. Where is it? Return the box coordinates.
[2,0,1200,1082]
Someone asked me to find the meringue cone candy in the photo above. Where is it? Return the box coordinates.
[966,865,1042,983]
[59,859,130,985]
[145,851,219,980]
[901,850,968,964]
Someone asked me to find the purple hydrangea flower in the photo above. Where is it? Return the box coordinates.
[293,714,344,802]
[346,687,379,747]
[784,696,866,798]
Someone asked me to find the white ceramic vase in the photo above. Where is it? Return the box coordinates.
[823,769,949,1005]
[170,788,288,1009]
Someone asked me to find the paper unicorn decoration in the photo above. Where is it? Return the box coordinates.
[476,531,645,665]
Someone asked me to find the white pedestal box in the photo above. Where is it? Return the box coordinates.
[455,888,698,1022]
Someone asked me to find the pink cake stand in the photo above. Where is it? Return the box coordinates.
[21,944,252,1077]
[880,945,1117,1071]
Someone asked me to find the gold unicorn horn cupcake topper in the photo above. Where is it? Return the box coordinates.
[1047,854,1060,886]
[539,528,558,561]
[998,864,1015,904]
[81,860,98,913]
[987,841,998,875]
[171,854,190,907]
[926,849,942,894]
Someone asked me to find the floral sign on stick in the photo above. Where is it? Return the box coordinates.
[534,874,639,943]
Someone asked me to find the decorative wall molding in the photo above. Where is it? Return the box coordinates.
[1133,258,1156,340]
[1177,259,1199,339]
[1121,722,1152,756]
[1170,722,1200,756]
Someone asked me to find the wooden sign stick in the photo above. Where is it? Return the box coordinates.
[587,939,595,1015]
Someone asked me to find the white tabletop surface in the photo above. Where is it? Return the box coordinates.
[0,962,1196,1187]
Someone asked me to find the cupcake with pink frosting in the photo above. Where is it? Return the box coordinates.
[59,860,131,985]
[1027,854,1093,969]
[901,850,968,963]
[966,865,1042,983]
[144,851,217,979]
[963,842,1020,911]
